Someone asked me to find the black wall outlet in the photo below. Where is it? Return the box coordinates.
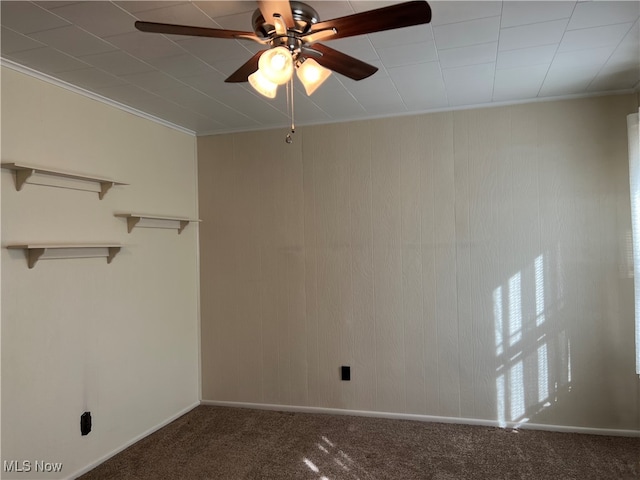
[341,366,351,381]
[81,411,92,436]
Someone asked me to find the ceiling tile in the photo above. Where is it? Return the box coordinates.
[501,1,575,28]
[34,2,80,8]
[567,1,640,30]
[78,50,155,76]
[146,53,216,78]
[429,1,502,26]
[192,1,257,22]
[119,70,187,93]
[306,82,367,119]
[558,22,634,52]
[442,62,495,106]
[1,27,46,55]
[131,2,218,28]
[114,1,187,15]
[104,31,185,61]
[552,46,616,71]
[496,44,557,69]
[588,63,640,91]
[174,36,255,66]
[0,1,70,34]
[7,46,88,73]
[48,1,137,38]
[388,62,448,110]
[201,10,256,31]
[314,1,354,20]
[539,62,599,96]
[439,42,498,69]
[29,25,117,57]
[176,71,234,97]
[323,37,379,63]
[54,67,126,90]
[95,82,165,109]
[348,1,394,14]
[368,24,433,49]
[281,93,331,125]
[377,40,437,68]
[499,19,568,52]
[493,64,548,101]
[434,16,500,50]
[348,76,406,115]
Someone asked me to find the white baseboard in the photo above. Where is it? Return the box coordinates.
[66,401,200,480]
[200,400,640,438]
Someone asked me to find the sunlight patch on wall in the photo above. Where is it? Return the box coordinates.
[494,251,571,427]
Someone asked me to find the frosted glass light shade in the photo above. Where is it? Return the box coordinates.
[248,70,277,98]
[296,58,331,95]
[259,46,294,85]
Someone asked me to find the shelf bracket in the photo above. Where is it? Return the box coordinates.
[126,217,141,233]
[27,248,46,269]
[99,181,115,200]
[107,246,121,264]
[15,168,35,191]
[178,220,189,234]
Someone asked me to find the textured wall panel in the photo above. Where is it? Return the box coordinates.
[198,95,639,431]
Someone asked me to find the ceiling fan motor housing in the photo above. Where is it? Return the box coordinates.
[252,1,320,40]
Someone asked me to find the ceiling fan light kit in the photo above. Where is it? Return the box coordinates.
[248,70,278,99]
[296,58,332,96]
[135,0,432,134]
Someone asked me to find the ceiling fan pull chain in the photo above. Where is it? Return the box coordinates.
[286,75,295,144]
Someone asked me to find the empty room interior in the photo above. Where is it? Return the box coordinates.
[1,1,640,478]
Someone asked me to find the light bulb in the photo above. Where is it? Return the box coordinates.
[258,46,294,85]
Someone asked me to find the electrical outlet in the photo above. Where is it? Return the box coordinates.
[80,412,91,436]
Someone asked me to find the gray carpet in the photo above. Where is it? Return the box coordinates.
[79,405,639,479]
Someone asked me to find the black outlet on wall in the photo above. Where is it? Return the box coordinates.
[80,411,92,436]
[341,366,351,381]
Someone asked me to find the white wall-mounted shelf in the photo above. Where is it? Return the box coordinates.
[7,244,122,269]
[1,162,127,199]
[115,213,200,234]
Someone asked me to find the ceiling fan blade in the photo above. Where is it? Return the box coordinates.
[306,44,378,81]
[309,1,431,41]
[258,0,295,29]
[135,21,261,42]
[224,50,267,83]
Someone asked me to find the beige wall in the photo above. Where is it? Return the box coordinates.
[1,67,200,478]
[199,94,640,432]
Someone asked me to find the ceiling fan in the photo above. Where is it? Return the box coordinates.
[135,1,432,98]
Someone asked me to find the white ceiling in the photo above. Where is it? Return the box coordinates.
[2,1,639,136]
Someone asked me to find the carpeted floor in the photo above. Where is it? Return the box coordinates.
[79,405,639,479]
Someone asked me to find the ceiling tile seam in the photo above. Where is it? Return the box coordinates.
[359,21,410,112]
[1,25,48,56]
[534,1,580,98]
[498,17,575,32]
[583,17,640,93]
[3,1,71,36]
[0,56,196,136]
[437,40,499,54]
[490,1,505,102]
[333,76,369,114]
[431,13,502,28]
[565,17,640,32]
